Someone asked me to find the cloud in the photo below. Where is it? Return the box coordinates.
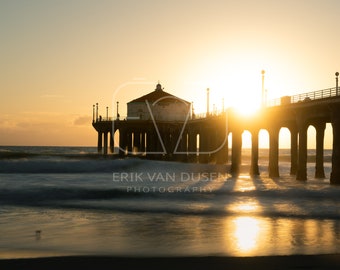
[74,116,92,126]
[0,113,67,131]
[0,113,95,145]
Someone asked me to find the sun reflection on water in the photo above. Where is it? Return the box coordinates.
[227,199,263,215]
[233,174,256,192]
[233,217,261,253]
[227,173,262,214]
[225,175,267,255]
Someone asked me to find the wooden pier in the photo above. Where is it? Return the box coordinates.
[93,83,340,185]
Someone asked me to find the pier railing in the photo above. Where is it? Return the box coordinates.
[267,87,338,107]
[94,87,339,123]
[93,116,127,123]
[193,109,225,120]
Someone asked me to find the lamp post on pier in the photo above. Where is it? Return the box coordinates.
[336,72,339,96]
[92,104,95,122]
[206,88,210,117]
[96,103,98,121]
[191,102,194,119]
[106,106,108,120]
[261,70,265,107]
[116,101,119,120]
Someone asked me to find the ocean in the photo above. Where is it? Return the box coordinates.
[0,146,340,259]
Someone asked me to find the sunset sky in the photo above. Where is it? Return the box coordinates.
[1,0,340,147]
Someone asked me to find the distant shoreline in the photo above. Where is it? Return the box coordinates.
[1,254,340,270]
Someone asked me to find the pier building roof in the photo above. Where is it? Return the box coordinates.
[128,83,190,104]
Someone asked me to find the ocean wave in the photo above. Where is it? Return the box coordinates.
[0,157,150,173]
[0,153,233,174]
[1,184,340,219]
[0,186,141,204]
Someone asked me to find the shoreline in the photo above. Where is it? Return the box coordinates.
[1,254,340,270]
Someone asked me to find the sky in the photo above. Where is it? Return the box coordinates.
[1,0,340,147]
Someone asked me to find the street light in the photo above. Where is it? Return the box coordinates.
[116,101,119,119]
[191,101,194,119]
[106,106,108,120]
[261,70,265,107]
[206,88,210,116]
[336,72,339,96]
[92,104,95,122]
[96,103,98,121]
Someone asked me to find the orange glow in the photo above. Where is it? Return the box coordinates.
[0,1,339,146]
[181,53,283,117]
[233,174,256,192]
[233,217,261,253]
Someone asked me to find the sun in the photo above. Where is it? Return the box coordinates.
[182,59,266,116]
[192,74,263,117]
[183,76,263,117]
[230,93,261,116]
[179,47,297,117]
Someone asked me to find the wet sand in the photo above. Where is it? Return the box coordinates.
[1,254,340,270]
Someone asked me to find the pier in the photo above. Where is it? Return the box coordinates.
[92,76,340,185]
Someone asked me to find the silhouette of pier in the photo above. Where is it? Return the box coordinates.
[92,75,340,185]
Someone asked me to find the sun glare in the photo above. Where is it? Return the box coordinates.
[233,217,261,253]
[186,78,262,116]
[185,56,269,116]
[232,97,261,116]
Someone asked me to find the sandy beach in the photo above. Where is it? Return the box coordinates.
[1,254,340,270]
